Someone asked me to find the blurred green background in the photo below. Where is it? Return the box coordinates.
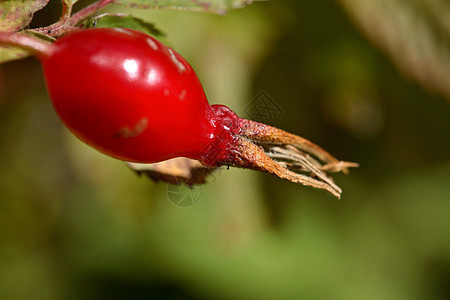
[0,0,449,299]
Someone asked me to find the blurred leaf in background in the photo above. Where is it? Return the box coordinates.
[114,0,263,14]
[339,0,450,100]
[0,0,449,299]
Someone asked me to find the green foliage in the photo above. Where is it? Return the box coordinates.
[115,0,264,14]
[0,46,29,64]
[63,0,78,5]
[339,0,450,103]
[83,14,166,41]
[0,0,49,31]
[0,0,49,62]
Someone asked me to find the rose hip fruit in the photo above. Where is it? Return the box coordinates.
[0,27,357,197]
[43,28,224,163]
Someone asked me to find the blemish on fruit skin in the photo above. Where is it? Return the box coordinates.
[91,53,109,67]
[113,117,148,139]
[146,38,158,50]
[168,48,187,73]
[163,89,170,96]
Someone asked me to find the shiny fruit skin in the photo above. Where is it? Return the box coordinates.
[42,28,219,163]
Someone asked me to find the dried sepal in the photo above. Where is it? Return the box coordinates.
[228,138,344,198]
[225,119,359,198]
[127,158,216,186]
[239,119,344,169]
[127,119,358,198]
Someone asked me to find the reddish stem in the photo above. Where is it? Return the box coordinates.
[68,0,115,26]
[32,0,115,36]
[0,32,51,60]
[61,0,73,21]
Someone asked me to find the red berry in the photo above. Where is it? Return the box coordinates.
[42,27,236,165]
[0,26,355,197]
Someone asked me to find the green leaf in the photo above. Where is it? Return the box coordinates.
[114,0,262,15]
[0,46,30,64]
[338,0,450,100]
[0,0,50,32]
[0,31,53,64]
[83,14,166,41]
[63,0,78,5]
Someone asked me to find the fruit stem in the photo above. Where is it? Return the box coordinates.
[31,0,115,36]
[61,0,74,21]
[0,32,52,60]
[68,0,115,26]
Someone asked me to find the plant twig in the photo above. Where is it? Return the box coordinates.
[32,0,115,36]
[0,31,51,59]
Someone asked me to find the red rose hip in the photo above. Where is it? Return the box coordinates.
[0,27,357,197]
[42,28,220,163]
